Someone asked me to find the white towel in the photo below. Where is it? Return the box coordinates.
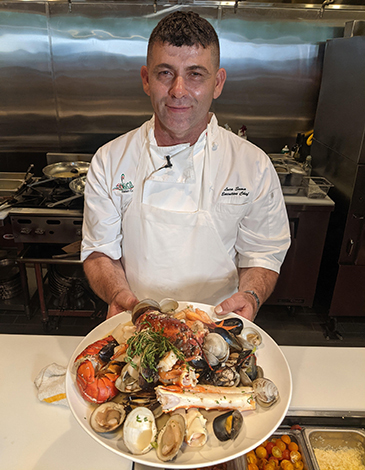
[34,363,68,407]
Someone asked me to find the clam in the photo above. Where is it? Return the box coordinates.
[131,299,160,324]
[123,407,157,455]
[213,410,243,442]
[241,327,262,348]
[159,298,179,313]
[156,413,186,462]
[202,333,230,366]
[115,359,141,393]
[211,365,240,387]
[253,377,279,408]
[185,409,207,447]
[90,402,126,433]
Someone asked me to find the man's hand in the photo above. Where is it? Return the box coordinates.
[214,291,258,322]
[107,289,139,319]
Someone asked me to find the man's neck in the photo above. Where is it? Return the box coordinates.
[154,116,209,147]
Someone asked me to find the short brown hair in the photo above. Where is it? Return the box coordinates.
[148,11,220,68]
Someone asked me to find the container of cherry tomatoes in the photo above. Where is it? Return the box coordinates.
[238,428,314,470]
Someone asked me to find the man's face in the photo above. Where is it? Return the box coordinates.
[141,42,226,145]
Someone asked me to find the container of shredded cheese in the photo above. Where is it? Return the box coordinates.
[304,428,365,470]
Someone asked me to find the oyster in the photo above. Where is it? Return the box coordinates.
[123,407,157,455]
[185,409,208,447]
[213,410,243,441]
[253,377,279,408]
[156,413,186,462]
[90,402,126,433]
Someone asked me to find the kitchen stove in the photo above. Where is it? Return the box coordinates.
[0,176,106,328]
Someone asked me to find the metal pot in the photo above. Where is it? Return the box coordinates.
[46,176,86,208]
[28,161,90,188]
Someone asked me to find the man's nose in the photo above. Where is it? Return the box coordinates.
[170,76,188,99]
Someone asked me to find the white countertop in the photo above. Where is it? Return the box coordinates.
[1,334,364,469]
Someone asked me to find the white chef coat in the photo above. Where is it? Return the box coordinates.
[82,114,290,304]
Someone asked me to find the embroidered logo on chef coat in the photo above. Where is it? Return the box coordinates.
[221,185,249,197]
[113,174,134,193]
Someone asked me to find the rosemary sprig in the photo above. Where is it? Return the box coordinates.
[126,328,188,379]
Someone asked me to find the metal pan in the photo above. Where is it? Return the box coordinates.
[46,176,86,208]
[28,161,90,188]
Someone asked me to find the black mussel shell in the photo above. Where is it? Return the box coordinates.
[213,410,243,441]
[98,339,119,362]
[139,367,159,389]
[131,299,161,324]
[214,317,244,335]
[214,327,242,352]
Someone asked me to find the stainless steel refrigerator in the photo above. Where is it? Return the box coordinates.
[312,35,365,316]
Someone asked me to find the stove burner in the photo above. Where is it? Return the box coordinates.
[9,179,84,210]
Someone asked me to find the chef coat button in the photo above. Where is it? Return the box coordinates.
[212,142,218,150]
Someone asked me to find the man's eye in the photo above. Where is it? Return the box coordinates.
[159,71,171,76]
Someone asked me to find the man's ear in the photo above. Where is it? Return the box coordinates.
[213,68,227,100]
[140,66,151,96]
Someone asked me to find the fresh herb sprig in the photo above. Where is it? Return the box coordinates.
[126,328,188,380]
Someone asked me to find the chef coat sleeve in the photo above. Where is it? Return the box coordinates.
[235,162,291,273]
[81,149,123,262]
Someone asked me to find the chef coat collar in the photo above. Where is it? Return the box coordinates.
[146,114,218,184]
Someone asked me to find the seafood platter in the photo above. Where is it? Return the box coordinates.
[66,301,292,469]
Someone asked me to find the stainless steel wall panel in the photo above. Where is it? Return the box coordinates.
[0,2,58,151]
[0,2,365,156]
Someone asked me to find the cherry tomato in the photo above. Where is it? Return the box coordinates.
[294,461,304,470]
[247,451,258,465]
[275,439,287,452]
[266,442,275,455]
[280,460,294,470]
[282,449,290,461]
[268,456,279,465]
[281,435,291,445]
[248,464,259,470]
[257,458,268,470]
[288,442,299,453]
[263,463,276,470]
[272,446,283,460]
[290,451,302,463]
[256,446,268,460]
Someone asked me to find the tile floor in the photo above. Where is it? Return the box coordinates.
[1,268,365,347]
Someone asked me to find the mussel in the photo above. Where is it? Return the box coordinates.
[214,327,243,352]
[214,317,244,336]
[156,413,186,462]
[253,377,279,408]
[213,410,243,441]
[90,402,126,433]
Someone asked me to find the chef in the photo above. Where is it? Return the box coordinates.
[81,10,291,322]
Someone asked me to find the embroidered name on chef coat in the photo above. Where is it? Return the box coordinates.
[221,186,249,197]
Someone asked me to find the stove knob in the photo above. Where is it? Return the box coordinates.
[20,228,32,235]
[35,229,45,235]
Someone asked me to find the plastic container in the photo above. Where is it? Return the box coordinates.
[304,177,334,199]
[304,427,365,470]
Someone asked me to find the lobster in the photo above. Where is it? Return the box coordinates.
[74,335,124,403]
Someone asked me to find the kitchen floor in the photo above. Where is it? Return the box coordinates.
[1,266,365,347]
